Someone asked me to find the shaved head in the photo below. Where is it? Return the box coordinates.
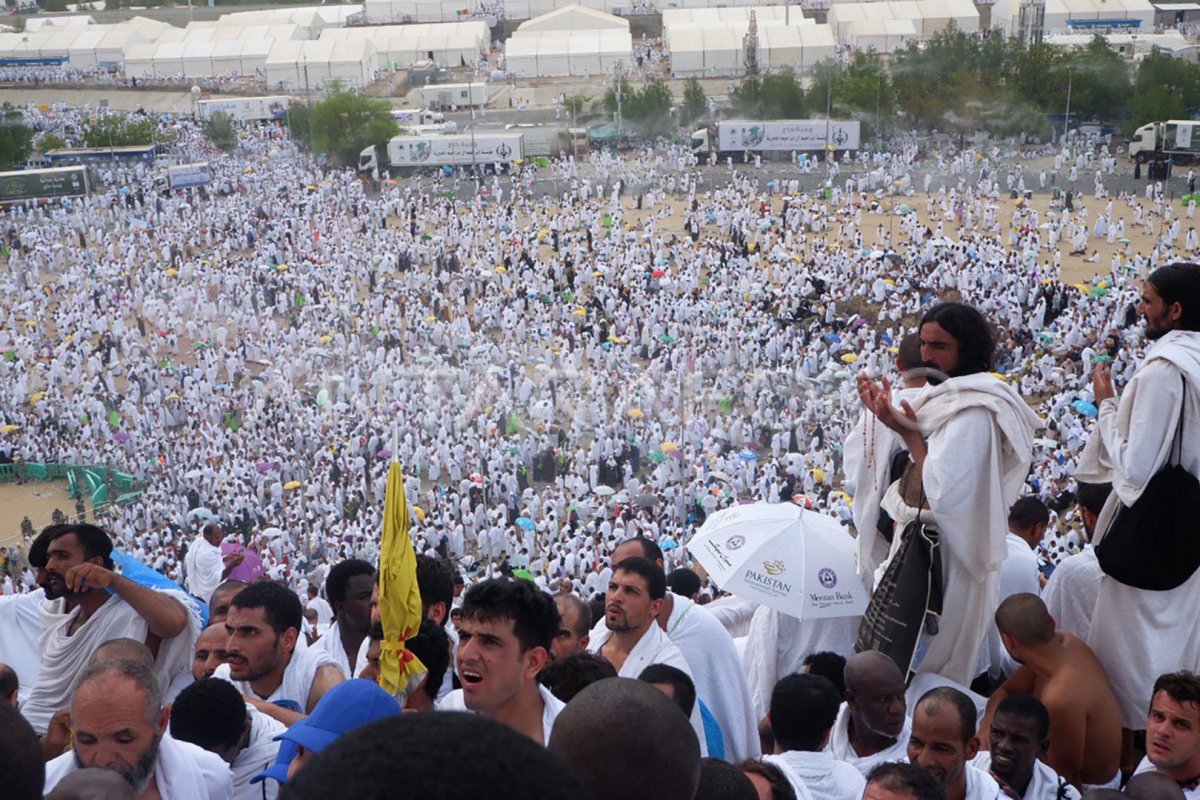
[844,650,904,695]
[45,768,136,800]
[1124,771,1188,800]
[89,639,155,669]
[549,677,700,800]
[994,593,1055,646]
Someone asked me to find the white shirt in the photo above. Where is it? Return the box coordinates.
[185,536,225,605]
[826,703,912,777]
[45,733,233,800]
[973,752,1080,800]
[1040,547,1101,642]
[233,708,285,800]
[766,749,866,800]
[215,643,342,714]
[306,597,333,628]
[437,682,564,745]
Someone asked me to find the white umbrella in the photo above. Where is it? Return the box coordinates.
[261,527,285,539]
[187,507,214,521]
[686,501,867,620]
[593,485,616,497]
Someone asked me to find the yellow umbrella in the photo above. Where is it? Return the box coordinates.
[661,441,679,453]
[277,264,289,272]
[319,335,333,344]
[840,353,859,364]
[494,265,507,274]
[412,506,426,522]
[166,268,179,276]
[23,321,37,328]
[572,308,587,318]
[30,391,47,405]
[378,462,427,696]
[626,408,645,419]
[284,480,301,490]
[165,393,181,401]
[812,468,826,483]
[0,424,19,433]
[882,277,895,285]
[990,372,1007,381]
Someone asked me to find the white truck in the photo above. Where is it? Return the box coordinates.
[1128,120,1200,164]
[359,133,524,173]
[691,119,862,159]
[391,108,445,126]
[166,162,212,190]
[196,96,291,123]
[421,82,488,110]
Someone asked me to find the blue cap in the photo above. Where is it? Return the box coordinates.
[275,680,402,755]
[251,738,297,785]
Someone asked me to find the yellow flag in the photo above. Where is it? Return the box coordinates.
[378,462,427,697]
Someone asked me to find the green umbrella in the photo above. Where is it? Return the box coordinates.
[659,334,676,344]
[513,569,534,582]
[648,452,668,463]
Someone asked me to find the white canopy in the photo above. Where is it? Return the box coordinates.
[517,4,630,31]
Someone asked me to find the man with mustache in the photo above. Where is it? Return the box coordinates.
[20,524,199,736]
[856,302,1040,685]
[43,658,232,799]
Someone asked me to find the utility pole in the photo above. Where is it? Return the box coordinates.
[614,62,623,135]
[303,61,314,153]
[1062,68,1073,148]
[744,10,760,77]
[469,74,476,175]
[825,64,833,178]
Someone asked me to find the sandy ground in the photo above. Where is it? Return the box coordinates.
[0,481,79,552]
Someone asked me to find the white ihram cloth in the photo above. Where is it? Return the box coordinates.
[764,749,866,800]
[214,643,343,714]
[843,386,925,582]
[743,605,859,720]
[1040,546,1102,642]
[232,707,285,800]
[1081,330,1200,729]
[311,621,353,680]
[184,535,224,605]
[22,590,201,735]
[589,620,709,757]
[44,731,233,800]
[826,702,911,777]
[986,533,1042,679]
[973,751,1080,800]
[880,374,1039,685]
[0,589,63,706]
[437,683,565,746]
[665,593,761,760]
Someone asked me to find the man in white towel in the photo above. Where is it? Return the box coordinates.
[608,537,760,761]
[43,659,233,800]
[214,581,343,727]
[908,687,1001,800]
[170,677,285,800]
[857,302,1039,685]
[184,523,242,606]
[21,524,199,736]
[827,651,911,776]
[1082,264,1200,732]
[764,673,866,800]
[972,694,1079,800]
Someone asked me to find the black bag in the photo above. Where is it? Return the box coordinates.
[1095,377,1200,591]
[855,517,943,678]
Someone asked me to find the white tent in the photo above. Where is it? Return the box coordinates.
[122,43,157,78]
[504,35,539,76]
[94,24,151,65]
[149,40,186,77]
[65,26,110,69]
[181,39,217,76]
[505,27,630,76]
[827,2,868,39]
[517,4,630,31]
[797,23,836,68]
[265,39,377,89]
[24,16,93,32]
[847,17,918,51]
[363,0,478,23]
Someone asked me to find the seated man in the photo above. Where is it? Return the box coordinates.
[983,593,1122,788]
[765,673,866,800]
[972,694,1079,800]
[827,651,912,776]
[43,659,232,799]
[214,581,344,726]
[438,578,563,745]
[165,622,229,703]
[170,677,286,800]
[1131,671,1200,799]
[908,687,1001,800]
[22,524,199,735]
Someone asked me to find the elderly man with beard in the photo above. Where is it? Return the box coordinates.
[43,659,232,800]
[856,302,1040,685]
[20,524,201,736]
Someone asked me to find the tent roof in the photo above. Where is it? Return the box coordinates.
[517,4,629,32]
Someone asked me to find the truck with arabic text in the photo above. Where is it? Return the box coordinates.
[197,96,291,123]
[358,132,524,174]
[1128,120,1200,164]
[691,119,861,160]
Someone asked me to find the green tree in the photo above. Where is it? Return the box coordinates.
[562,94,592,124]
[679,78,707,127]
[732,70,804,119]
[204,111,237,152]
[1055,37,1131,124]
[602,76,634,120]
[286,103,313,149]
[309,85,398,167]
[0,104,33,170]
[1127,50,1200,133]
[35,131,67,155]
[82,115,158,148]
[624,79,675,137]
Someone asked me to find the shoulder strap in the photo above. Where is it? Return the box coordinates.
[1172,373,1188,465]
